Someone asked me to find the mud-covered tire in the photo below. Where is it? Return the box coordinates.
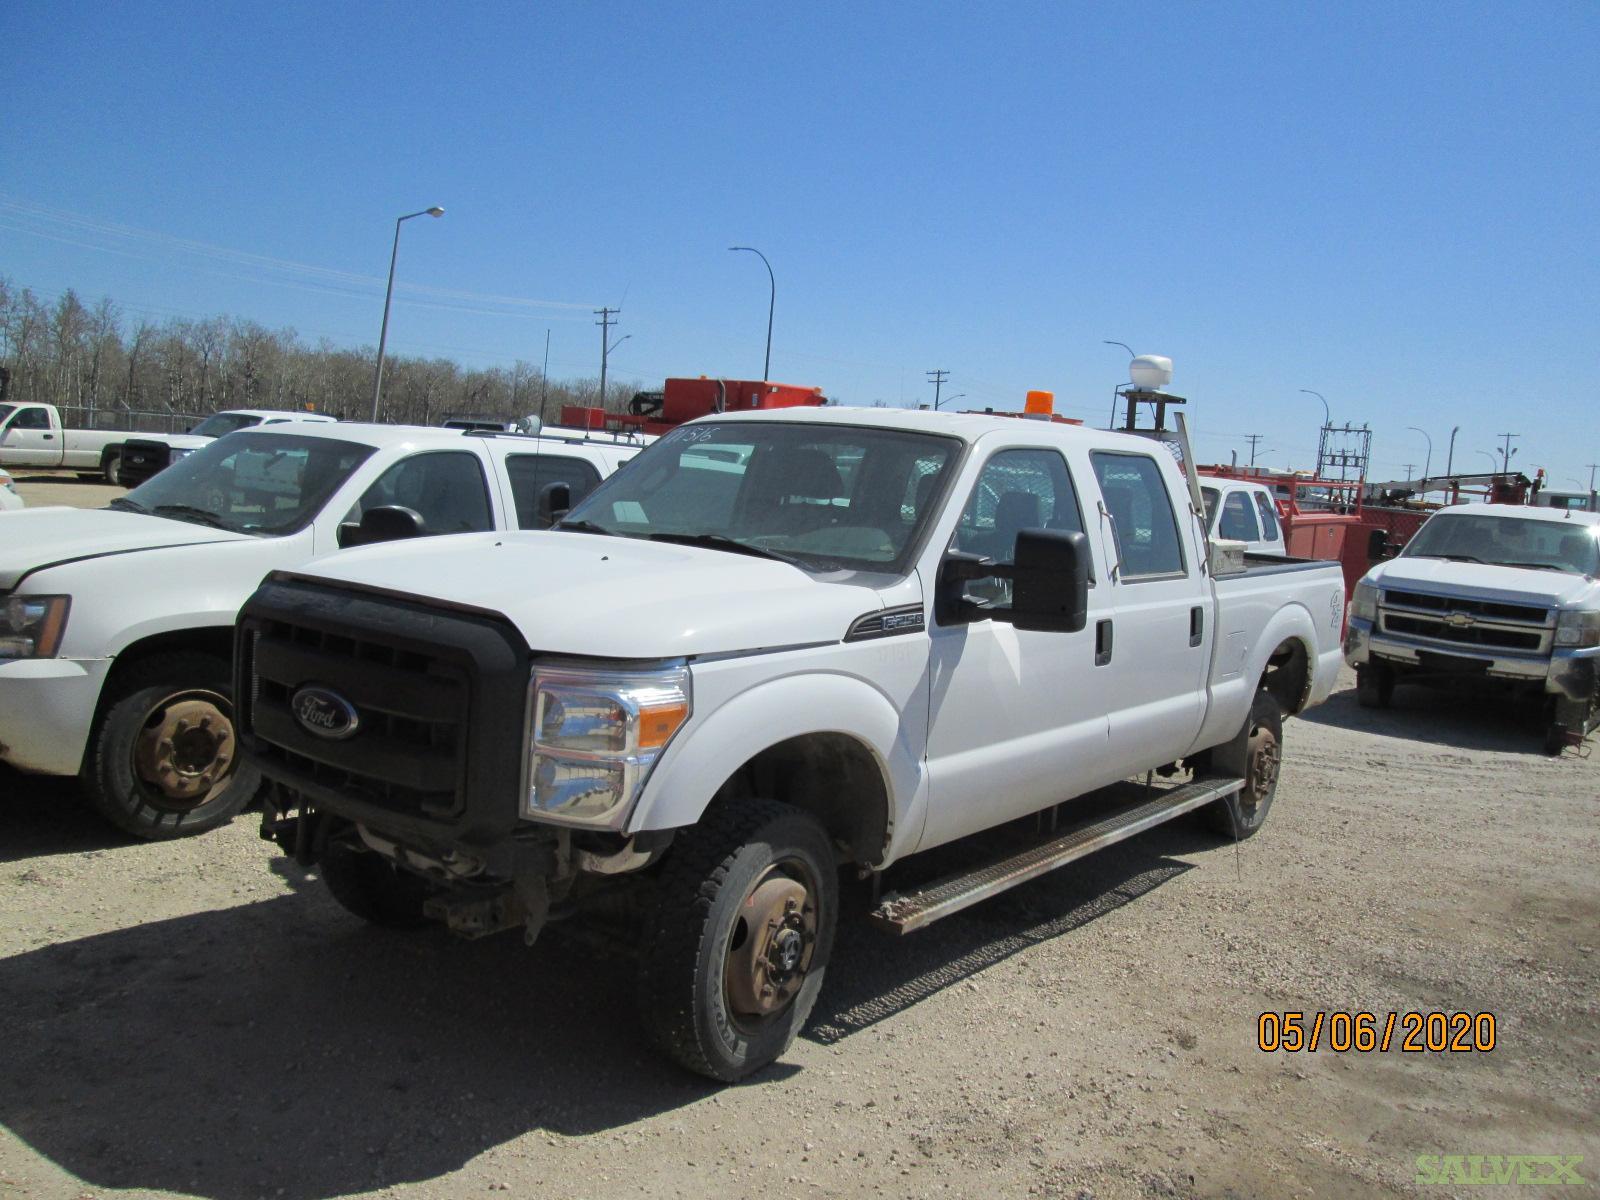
[82,651,261,840]
[1356,663,1394,709]
[318,840,435,928]
[636,799,838,1082]
[1201,690,1283,839]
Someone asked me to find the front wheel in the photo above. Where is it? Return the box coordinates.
[102,452,123,486]
[637,799,838,1082]
[1201,690,1283,839]
[1356,663,1394,709]
[83,652,261,839]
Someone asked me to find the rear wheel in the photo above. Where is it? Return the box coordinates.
[637,799,838,1082]
[1356,663,1394,709]
[1201,690,1283,839]
[83,651,260,839]
[102,452,122,486]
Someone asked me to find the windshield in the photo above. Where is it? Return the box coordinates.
[1403,512,1600,575]
[111,431,376,535]
[189,412,264,438]
[561,421,962,573]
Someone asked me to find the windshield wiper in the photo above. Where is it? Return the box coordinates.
[1412,552,1481,563]
[646,532,803,566]
[151,504,231,530]
[107,497,148,514]
[554,519,615,537]
[1502,561,1566,572]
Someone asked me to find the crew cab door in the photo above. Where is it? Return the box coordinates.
[0,405,64,466]
[1089,451,1212,772]
[920,445,1119,850]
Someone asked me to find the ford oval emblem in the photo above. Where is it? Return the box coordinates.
[291,686,361,740]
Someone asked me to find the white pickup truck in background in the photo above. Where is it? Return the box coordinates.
[237,406,1345,1081]
[1346,503,1600,753]
[0,422,642,839]
[116,409,340,488]
[1201,478,1286,557]
[0,401,195,484]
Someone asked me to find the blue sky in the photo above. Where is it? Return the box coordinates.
[3,1,1596,488]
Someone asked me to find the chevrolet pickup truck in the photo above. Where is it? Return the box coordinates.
[0,402,193,484]
[236,407,1345,1080]
[0,422,641,839]
[1345,503,1600,753]
[116,409,339,488]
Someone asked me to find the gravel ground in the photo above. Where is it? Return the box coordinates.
[8,470,125,510]
[1,474,1596,1199]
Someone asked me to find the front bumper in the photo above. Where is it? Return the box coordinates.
[0,656,112,775]
[1345,618,1599,698]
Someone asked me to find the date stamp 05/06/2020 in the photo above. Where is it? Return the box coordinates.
[1257,1010,1497,1054]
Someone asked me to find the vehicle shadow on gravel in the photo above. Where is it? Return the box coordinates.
[0,766,130,862]
[0,816,1222,1200]
[811,818,1208,1044]
[1297,683,1551,755]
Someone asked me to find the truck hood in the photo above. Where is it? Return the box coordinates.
[136,433,211,451]
[1372,557,1599,609]
[295,531,894,658]
[0,507,249,590]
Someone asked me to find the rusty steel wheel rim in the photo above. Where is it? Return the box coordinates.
[724,861,820,1027]
[132,690,237,811]
[1243,720,1280,811]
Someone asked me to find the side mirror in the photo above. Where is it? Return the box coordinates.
[934,549,992,625]
[1367,528,1391,562]
[1010,529,1090,633]
[536,481,572,528]
[337,504,427,548]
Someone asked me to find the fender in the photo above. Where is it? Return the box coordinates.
[1192,602,1319,753]
[626,668,928,866]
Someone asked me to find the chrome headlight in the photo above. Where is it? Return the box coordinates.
[0,595,71,660]
[1350,580,1379,623]
[1555,609,1600,649]
[524,664,691,826]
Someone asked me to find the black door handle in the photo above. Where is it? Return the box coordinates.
[1189,605,1204,648]
[1095,618,1114,666]
[43,433,54,440]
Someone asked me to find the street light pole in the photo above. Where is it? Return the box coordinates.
[729,246,775,381]
[1446,425,1460,475]
[1299,388,1330,428]
[370,206,444,422]
[1406,425,1433,481]
[1475,450,1498,472]
[935,392,966,411]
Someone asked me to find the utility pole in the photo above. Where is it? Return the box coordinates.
[1244,434,1264,466]
[595,308,619,408]
[927,369,950,410]
[1587,463,1599,492]
[1497,432,1520,473]
[1402,463,1416,480]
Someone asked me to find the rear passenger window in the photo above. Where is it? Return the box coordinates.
[1090,452,1186,579]
[1254,492,1281,542]
[506,454,603,528]
[1219,491,1262,542]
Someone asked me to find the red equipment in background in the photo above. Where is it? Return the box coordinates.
[561,377,828,437]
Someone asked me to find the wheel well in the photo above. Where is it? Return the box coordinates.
[98,627,233,714]
[713,733,890,866]
[100,445,121,468]
[1262,638,1311,714]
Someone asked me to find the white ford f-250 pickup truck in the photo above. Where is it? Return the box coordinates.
[1345,502,1600,753]
[0,421,642,839]
[236,406,1344,1080]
